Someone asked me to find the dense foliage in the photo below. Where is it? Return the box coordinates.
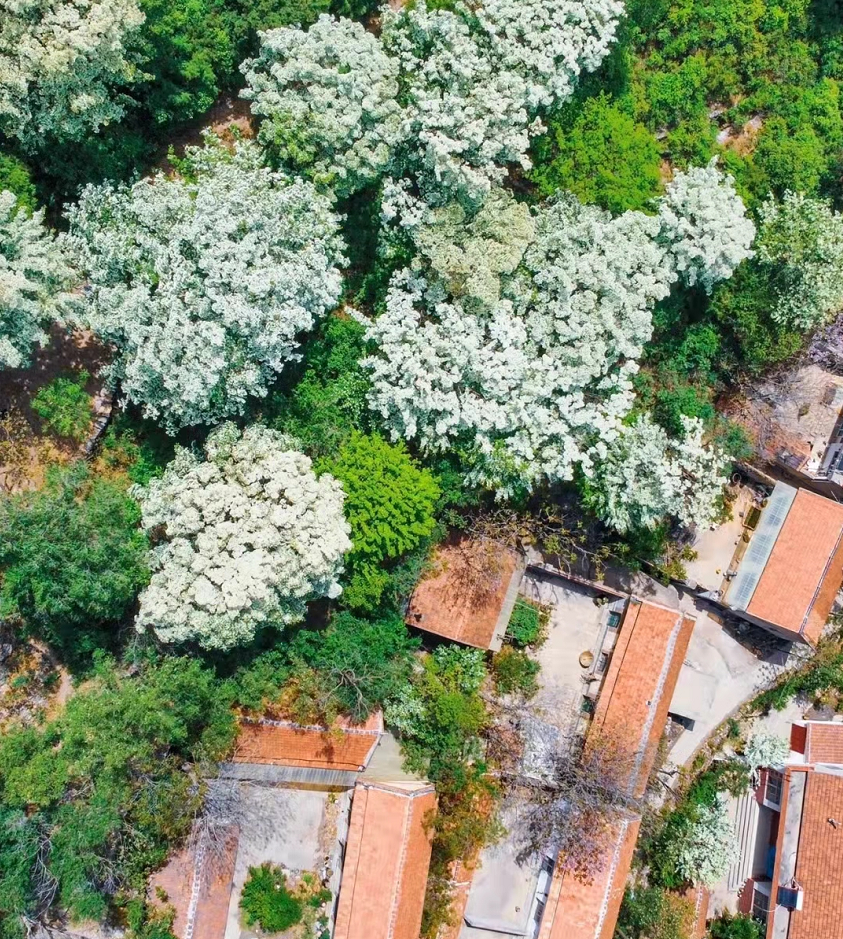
[0,657,235,935]
[134,423,351,650]
[320,433,440,611]
[66,138,344,431]
[240,865,303,932]
[0,464,149,662]
[31,371,92,441]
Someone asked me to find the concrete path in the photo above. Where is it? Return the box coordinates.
[668,611,792,767]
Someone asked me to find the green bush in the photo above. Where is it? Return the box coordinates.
[530,94,662,213]
[506,600,546,648]
[240,864,303,933]
[492,647,540,698]
[31,371,93,442]
[319,432,440,612]
[0,464,149,663]
[0,152,36,211]
[709,912,765,939]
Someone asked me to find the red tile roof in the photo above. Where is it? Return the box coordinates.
[148,826,239,939]
[747,489,843,643]
[232,712,382,772]
[766,769,843,939]
[539,817,641,939]
[334,781,436,939]
[405,539,520,649]
[538,599,696,939]
[804,722,843,765]
[590,599,697,799]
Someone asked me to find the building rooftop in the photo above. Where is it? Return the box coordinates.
[589,599,697,799]
[537,599,696,939]
[405,538,524,650]
[768,767,843,939]
[334,780,436,939]
[737,486,843,643]
[232,712,383,773]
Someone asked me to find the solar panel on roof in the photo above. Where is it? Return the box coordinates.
[728,483,797,611]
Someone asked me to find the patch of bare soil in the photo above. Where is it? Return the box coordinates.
[0,630,70,731]
[716,114,764,156]
[156,94,256,175]
[0,325,111,491]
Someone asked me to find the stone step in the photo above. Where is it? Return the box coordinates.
[727,790,760,892]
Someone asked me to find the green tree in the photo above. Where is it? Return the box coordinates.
[530,95,662,212]
[31,371,92,441]
[709,912,765,939]
[0,154,35,212]
[287,611,419,721]
[320,432,440,612]
[0,657,235,931]
[0,464,149,662]
[240,865,303,932]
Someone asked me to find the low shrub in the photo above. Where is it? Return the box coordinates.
[506,599,547,648]
[31,370,92,442]
[240,864,303,933]
[492,647,540,698]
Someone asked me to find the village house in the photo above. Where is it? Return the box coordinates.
[149,716,435,939]
[723,482,843,644]
[455,594,700,939]
[406,537,525,650]
[729,719,843,939]
[729,363,843,491]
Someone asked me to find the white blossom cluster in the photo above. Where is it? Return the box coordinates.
[361,196,676,496]
[0,190,73,369]
[0,0,144,147]
[676,794,739,887]
[243,0,623,205]
[588,414,728,533]
[658,159,755,294]
[241,16,404,199]
[65,139,345,432]
[134,423,352,650]
[743,732,790,775]
[758,191,843,331]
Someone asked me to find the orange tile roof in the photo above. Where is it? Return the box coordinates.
[538,599,695,939]
[538,817,641,939]
[334,781,436,939]
[747,489,843,642]
[767,769,843,939]
[804,722,843,765]
[590,599,696,799]
[405,539,519,649]
[148,826,239,939]
[232,712,382,772]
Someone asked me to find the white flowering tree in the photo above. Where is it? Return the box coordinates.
[134,423,352,650]
[1,190,73,369]
[0,0,145,147]
[361,196,675,496]
[382,0,622,204]
[66,139,345,432]
[242,16,404,199]
[586,414,728,533]
[743,732,790,776]
[396,186,536,307]
[676,794,739,887]
[657,159,755,294]
[757,191,843,331]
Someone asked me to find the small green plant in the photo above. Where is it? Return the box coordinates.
[32,370,92,442]
[240,864,303,933]
[492,647,540,697]
[506,599,547,648]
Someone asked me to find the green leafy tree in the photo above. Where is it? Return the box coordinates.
[287,611,419,721]
[240,865,303,932]
[709,912,764,939]
[0,464,149,662]
[0,153,35,212]
[0,657,235,931]
[320,432,440,612]
[530,94,662,212]
[31,371,92,441]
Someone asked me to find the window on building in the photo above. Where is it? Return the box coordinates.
[596,652,610,675]
[607,611,621,629]
[752,886,770,924]
[765,771,783,807]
